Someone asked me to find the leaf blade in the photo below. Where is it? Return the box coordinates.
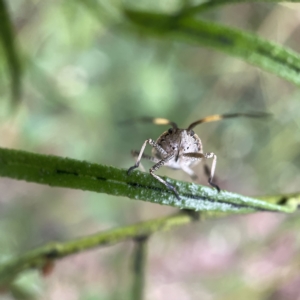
[180,0,300,16]
[0,147,296,213]
[125,10,300,86]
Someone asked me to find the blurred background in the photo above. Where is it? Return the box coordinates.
[1,0,300,299]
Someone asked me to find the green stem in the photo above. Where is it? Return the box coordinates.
[0,212,192,288]
[0,147,297,213]
[132,236,148,300]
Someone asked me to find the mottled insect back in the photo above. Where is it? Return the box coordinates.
[153,129,202,168]
[127,112,269,199]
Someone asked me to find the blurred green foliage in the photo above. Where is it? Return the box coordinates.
[1,0,300,299]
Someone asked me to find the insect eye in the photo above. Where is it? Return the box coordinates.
[190,130,195,136]
[168,128,173,134]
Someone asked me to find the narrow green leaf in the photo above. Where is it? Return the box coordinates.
[124,10,300,86]
[0,0,22,105]
[0,147,297,213]
[180,0,300,16]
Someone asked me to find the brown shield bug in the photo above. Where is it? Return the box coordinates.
[127,112,269,199]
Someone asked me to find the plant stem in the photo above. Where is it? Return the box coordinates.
[132,236,148,300]
[0,212,192,288]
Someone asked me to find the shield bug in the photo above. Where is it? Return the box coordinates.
[127,112,269,199]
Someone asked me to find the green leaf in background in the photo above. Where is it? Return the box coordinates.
[0,0,22,105]
[180,0,300,16]
[124,9,300,86]
[1,1,300,298]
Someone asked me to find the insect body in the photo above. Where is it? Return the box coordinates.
[127,113,268,199]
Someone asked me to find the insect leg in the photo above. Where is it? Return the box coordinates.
[131,150,160,172]
[180,164,198,181]
[150,154,180,199]
[131,150,160,163]
[203,164,210,178]
[182,152,220,191]
[181,153,205,181]
[204,152,220,192]
[127,139,167,175]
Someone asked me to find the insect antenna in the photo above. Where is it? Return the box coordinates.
[187,112,270,131]
[121,117,178,129]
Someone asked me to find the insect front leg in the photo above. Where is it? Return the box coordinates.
[203,164,219,187]
[127,139,167,175]
[131,150,160,172]
[182,152,220,192]
[204,152,220,192]
[150,153,180,200]
[131,150,160,163]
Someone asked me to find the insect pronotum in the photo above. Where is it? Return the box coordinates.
[127,112,269,199]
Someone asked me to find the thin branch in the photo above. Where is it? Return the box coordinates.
[0,212,193,288]
[0,147,297,213]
